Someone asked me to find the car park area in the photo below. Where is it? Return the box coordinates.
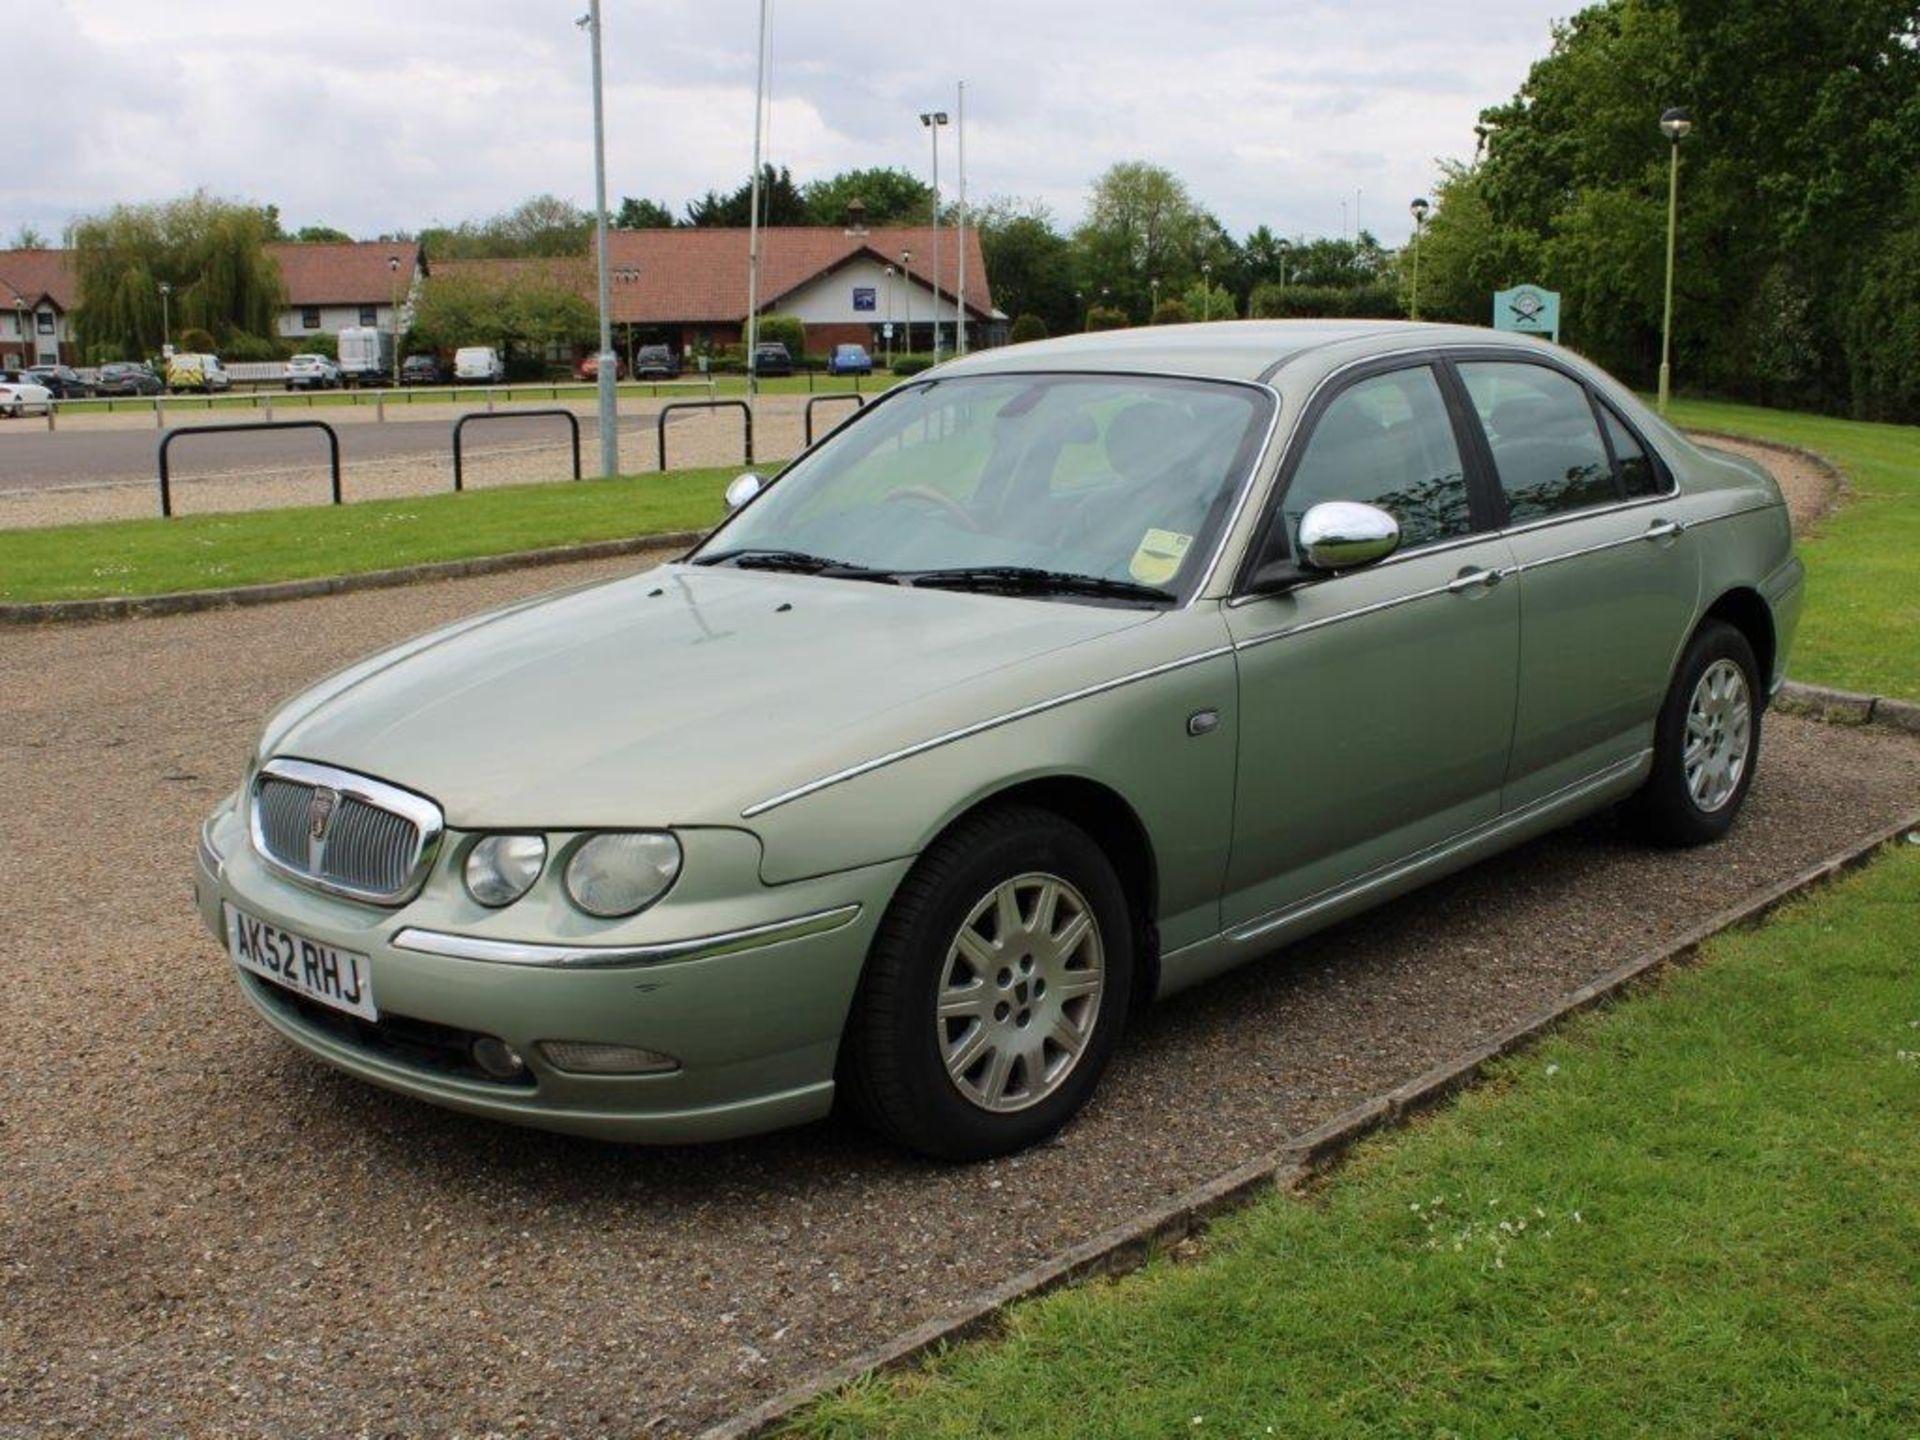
[4,501,1917,1433]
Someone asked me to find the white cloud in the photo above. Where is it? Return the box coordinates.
[7,0,1573,245]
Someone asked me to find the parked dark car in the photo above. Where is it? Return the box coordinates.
[94,361,164,396]
[574,353,627,382]
[400,354,446,385]
[26,364,94,398]
[633,344,680,379]
[750,341,794,377]
[827,343,873,376]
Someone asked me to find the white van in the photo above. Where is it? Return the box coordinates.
[454,346,506,383]
[165,353,231,394]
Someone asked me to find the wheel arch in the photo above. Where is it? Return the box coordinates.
[916,775,1163,1006]
[1700,585,1776,701]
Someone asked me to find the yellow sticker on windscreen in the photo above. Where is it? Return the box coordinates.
[1129,528,1194,585]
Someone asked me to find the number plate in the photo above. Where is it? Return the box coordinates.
[226,903,378,1022]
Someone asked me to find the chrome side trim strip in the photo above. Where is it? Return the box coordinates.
[1231,567,1518,654]
[390,903,862,969]
[740,645,1237,818]
[1510,521,1686,574]
[1222,750,1651,948]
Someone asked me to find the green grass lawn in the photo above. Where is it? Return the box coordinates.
[1667,398,1920,701]
[0,467,731,603]
[794,844,1920,1438]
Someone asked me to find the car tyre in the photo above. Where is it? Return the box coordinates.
[1624,619,1761,847]
[841,804,1133,1160]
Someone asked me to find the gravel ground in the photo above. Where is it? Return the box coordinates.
[3,455,1913,1440]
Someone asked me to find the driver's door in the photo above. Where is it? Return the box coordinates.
[1222,360,1519,933]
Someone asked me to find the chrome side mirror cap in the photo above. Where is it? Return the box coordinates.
[724,473,765,511]
[1298,500,1400,571]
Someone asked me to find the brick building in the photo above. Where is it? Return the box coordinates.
[0,249,78,367]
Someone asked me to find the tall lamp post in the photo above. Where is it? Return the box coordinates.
[1200,262,1213,322]
[581,0,619,477]
[1277,238,1291,289]
[1075,289,1085,331]
[1407,197,1430,320]
[883,264,895,366]
[919,110,949,362]
[388,255,401,385]
[901,249,913,357]
[158,280,172,358]
[1149,276,1160,321]
[1657,106,1692,415]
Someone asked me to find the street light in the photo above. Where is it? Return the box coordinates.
[388,255,401,385]
[902,249,913,357]
[919,110,950,363]
[158,280,172,358]
[1276,238,1291,289]
[1407,197,1430,321]
[1200,262,1213,322]
[1657,106,1692,415]
[883,264,895,366]
[582,0,619,477]
[1149,276,1160,321]
[1075,289,1085,331]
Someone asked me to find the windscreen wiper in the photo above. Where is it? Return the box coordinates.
[903,566,1175,604]
[692,548,898,581]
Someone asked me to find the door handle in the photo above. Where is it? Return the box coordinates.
[1644,519,1683,542]
[1445,567,1504,594]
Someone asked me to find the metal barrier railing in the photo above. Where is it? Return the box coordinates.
[451,408,582,492]
[803,392,867,446]
[156,420,340,518]
[657,399,753,472]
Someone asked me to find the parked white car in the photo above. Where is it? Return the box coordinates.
[286,354,343,391]
[0,376,54,417]
[454,346,507,383]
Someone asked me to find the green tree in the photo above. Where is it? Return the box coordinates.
[684,166,807,227]
[1074,162,1218,319]
[421,195,590,259]
[9,224,49,248]
[408,265,595,362]
[970,197,1077,336]
[70,192,285,359]
[803,168,935,227]
[291,224,353,243]
[615,197,675,228]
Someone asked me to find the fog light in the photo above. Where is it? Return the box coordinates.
[471,1036,527,1078]
[538,1040,680,1076]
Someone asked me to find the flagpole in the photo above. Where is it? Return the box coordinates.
[744,0,769,399]
[956,79,967,355]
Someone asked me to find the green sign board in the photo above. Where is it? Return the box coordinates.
[1493,284,1561,342]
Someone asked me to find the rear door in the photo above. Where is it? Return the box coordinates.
[1447,355,1701,808]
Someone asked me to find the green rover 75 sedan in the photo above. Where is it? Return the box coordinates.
[194,321,1803,1159]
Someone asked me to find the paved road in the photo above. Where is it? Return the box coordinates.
[0,410,668,493]
[4,554,1917,1438]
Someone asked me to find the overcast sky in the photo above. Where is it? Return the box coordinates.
[15,1,1572,247]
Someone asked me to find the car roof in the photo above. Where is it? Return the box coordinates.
[934,319,1563,384]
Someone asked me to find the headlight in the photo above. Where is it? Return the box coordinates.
[564,831,682,917]
[464,834,548,907]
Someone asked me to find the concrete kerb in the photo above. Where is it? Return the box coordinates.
[701,809,1920,1440]
[1776,680,1920,737]
[0,530,704,625]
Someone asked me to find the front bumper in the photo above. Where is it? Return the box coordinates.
[195,801,909,1143]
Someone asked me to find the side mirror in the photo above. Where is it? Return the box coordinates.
[1297,501,1400,571]
[724,473,765,511]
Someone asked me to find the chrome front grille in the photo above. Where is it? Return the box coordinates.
[249,758,444,906]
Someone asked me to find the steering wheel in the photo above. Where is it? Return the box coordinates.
[882,485,982,532]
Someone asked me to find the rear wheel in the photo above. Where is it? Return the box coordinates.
[1624,619,1761,846]
[841,805,1133,1160]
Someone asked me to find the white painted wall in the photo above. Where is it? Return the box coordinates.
[277,302,398,339]
[6,305,69,363]
[774,256,962,326]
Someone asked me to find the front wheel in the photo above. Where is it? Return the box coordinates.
[1624,619,1761,846]
[841,805,1133,1160]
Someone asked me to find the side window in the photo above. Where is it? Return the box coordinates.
[1602,407,1662,497]
[1459,362,1617,522]
[1281,366,1471,554]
